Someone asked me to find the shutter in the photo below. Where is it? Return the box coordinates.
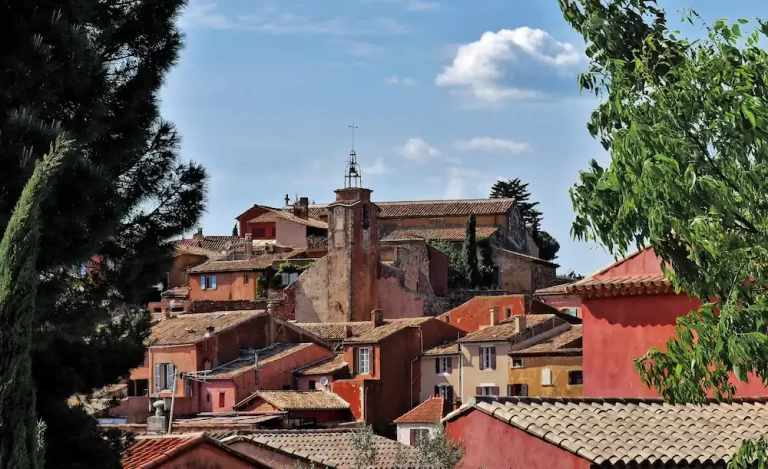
[447,357,452,373]
[166,364,175,391]
[490,347,497,370]
[409,429,416,446]
[491,386,500,396]
[354,348,359,375]
[211,276,217,289]
[434,386,439,397]
[475,387,482,396]
[154,364,161,392]
[435,357,440,374]
[447,385,454,403]
[200,276,206,290]
[370,347,375,376]
[478,348,485,370]
[507,384,512,396]
[521,384,528,397]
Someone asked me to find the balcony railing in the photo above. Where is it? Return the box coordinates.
[307,235,328,250]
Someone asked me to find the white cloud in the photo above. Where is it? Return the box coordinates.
[181,1,407,36]
[435,27,584,103]
[444,177,463,199]
[384,75,419,86]
[454,137,531,155]
[398,138,441,162]
[364,157,392,176]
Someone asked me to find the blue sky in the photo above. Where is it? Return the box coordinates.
[161,0,765,276]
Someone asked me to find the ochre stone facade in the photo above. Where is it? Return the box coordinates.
[507,356,583,397]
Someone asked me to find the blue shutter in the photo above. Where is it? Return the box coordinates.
[166,364,175,391]
[201,276,207,290]
[211,276,217,289]
[154,364,161,392]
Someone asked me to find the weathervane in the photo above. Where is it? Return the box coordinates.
[344,122,362,188]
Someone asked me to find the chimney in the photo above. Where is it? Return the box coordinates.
[147,400,167,435]
[205,325,215,337]
[371,309,384,327]
[193,227,204,240]
[161,305,171,321]
[244,233,253,259]
[490,306,500,326]
[298,197,309,219]
[345,325,353,338]
[514,315,527,334]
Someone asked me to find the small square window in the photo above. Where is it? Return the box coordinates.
[568,370,583,385]
[244,275,250,284]
[511,358,524,369]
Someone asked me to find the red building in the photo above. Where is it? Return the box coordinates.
[533,283,582,317]
[569,246,768,397]
[122,433,266,469]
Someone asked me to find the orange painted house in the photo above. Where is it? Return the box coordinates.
[569,246,768,398]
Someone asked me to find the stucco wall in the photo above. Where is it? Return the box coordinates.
[377,270,425,319]
[257,344,334,390]
[275,218,307,247]
[396,423,441,446]
[200,381,237,413]
[297,375,335,391]
[169,253,208,288]
[438,295,526,333]
[188,271,259,301]
[149,345,198,397]
[446,409,591,469]
[460,342,511,401]
[378,214,503,231]
[292,256,330,322]
[419,355,460,403]
[161,443,260,469]
[508,356,583,397]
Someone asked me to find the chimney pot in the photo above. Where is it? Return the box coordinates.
[345,325,353,338]
[244,233,253,259]
[193,227,204,240]
[161,305,171,321]
[490,306,500,326]
[514,315,526,334]
[371,309,384,327]
[205,325,215,337]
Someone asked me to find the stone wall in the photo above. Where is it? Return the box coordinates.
[188,299,267,314]
[491,247,556,294]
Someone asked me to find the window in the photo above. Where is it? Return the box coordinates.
[128,379,149,397]
[244,275,250,284]
[409,429,430,446]
[185,377,192,397]
[154,363,176,392]
[568,370,584,385]
[282,384,291,390]
[200,275,217,290]
[308,380,316,390]
[281,271,299,285]
[476,386,499,396]
[541,368,553,386]
[510,358,524,369]
[479,346,496,370]
[206,393,211,403]
[218,392,225,408]
[357,347,371,375]
[253,227,266,237]
[507,384,528,396]
[436,356,452,374]
[435,384,454,402]
[505,308,512,319]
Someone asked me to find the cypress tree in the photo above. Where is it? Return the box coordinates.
[232,224,239,236]
[463,214,480,288]
[0,139,68,469]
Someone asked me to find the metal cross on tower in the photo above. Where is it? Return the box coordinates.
[344,122,362,188]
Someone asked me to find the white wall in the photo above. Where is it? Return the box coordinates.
[396,423,441,446]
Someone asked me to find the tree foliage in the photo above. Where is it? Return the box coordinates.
[1,1,206,467]
[560,0,768,465]
[463,214,481,288]
[232,224,238,236]
[0,139,67,469]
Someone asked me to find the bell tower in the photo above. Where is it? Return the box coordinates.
[325,125,380,322]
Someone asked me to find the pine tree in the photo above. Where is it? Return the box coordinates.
[0,139,68,469]
[463,214,480,288]
[232,224,239,236]
[1,1,207,468]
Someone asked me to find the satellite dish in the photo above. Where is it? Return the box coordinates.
[223,241,232,250]
[320,376,329,387]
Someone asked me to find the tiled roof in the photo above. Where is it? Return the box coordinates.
[508,325,582,357]
[238,391,350,411]
[250,210,328,229]
[205,343,314,379]
[293,322,374,341]
[459,314,563,343]
[423,342,460,356]
[122,433,263,469]
[147,310,266,346]
[381,226,499,242]
[394,397,445,424]
[534,282,574,295]
[566,274,672,298]
[295,354,348,376]
[222,429,419,468]
[446,396,768,467]
[161,285,189,298]
[173,413,285,429]
[175,236,240,256]
[344,317,433,344]
[186,251,306,274]
[300,198,515,220]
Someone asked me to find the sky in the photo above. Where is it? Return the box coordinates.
[160,0,766,276]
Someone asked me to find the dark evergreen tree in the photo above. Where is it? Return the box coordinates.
[0,1,206,468]
[536,231,560,261]
[463,214,481,288]
[232,224,239,236]
[0,140,67,469]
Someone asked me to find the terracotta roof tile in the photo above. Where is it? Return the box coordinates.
[175,236,240,256]
[534,282,574,295]
[250,210,328,229]
[298,198,515,220]
[508,325,582,357]
[381,226,498,242]
[566,274,672,297]
[205,343,314,379]
[451,397,768,466]
[394,397,445,424]
[459,314,564,343]
[122,434,201,469]
[239,391,350,411]
[223,429,419,468]
[423,342,460,356]
[148,310,266,346]
[161,285,189,298]
[344,317,433,344]
[295,354,348,376]
[293,322,374,341]
[187,251,307,274]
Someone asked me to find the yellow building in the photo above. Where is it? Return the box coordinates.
[507,325,582,397]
